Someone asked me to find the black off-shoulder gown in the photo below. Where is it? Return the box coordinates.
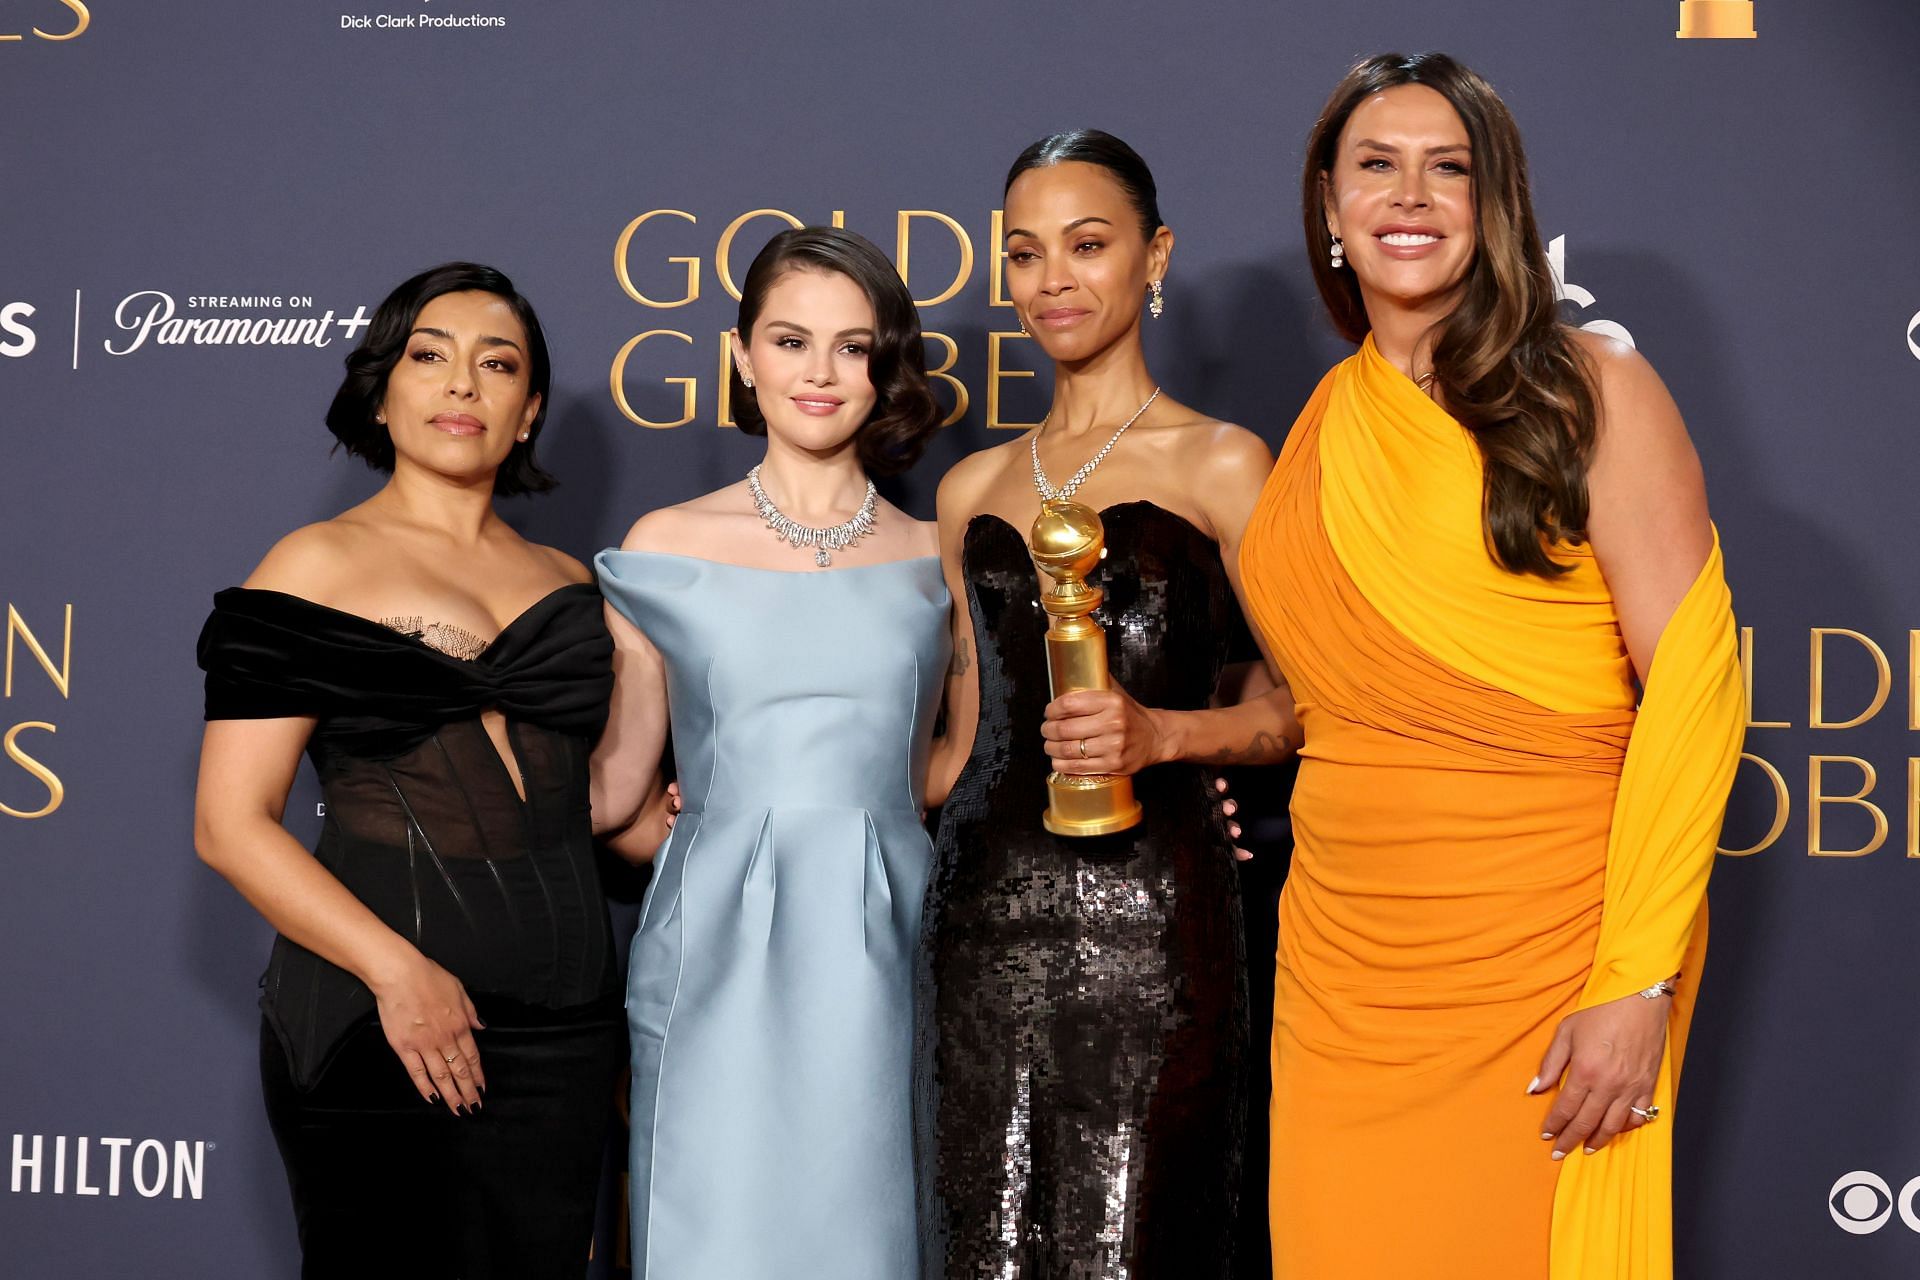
[198,584,624,1280]
[923,502,1252,1278]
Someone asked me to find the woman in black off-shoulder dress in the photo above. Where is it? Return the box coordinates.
[194,264,632,1280]
[919,134,1300,1278]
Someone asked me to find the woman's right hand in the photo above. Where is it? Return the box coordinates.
[370,951,487,1114]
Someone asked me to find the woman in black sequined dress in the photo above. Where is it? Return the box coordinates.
[920,133,1301,1278]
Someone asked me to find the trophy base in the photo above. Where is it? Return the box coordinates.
[1043,772,1144,837]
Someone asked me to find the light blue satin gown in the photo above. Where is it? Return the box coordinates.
[595,549,949,1280]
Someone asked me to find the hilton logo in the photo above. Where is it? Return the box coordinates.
[10,1133,209,1200]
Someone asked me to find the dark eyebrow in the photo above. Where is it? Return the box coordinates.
[1003,215,1115,242]
[1352,138,1471,157]
[408,326,524,354]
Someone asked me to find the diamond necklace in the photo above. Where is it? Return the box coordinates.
[1030,387,1161,502]
[746,464,878,567]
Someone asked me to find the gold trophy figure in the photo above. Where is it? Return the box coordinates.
[1029,499,1144,837]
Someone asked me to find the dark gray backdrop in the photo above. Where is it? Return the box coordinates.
[4,2,1917,1276]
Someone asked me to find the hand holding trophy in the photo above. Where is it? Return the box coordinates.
[1028,499,1144,836]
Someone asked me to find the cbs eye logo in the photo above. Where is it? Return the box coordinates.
[1829,1170,1920,1235]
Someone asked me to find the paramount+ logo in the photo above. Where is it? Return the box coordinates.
[1829,1170,1920,1236]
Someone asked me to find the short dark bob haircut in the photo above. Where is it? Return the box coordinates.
[1004,129,1165,242]
[730,227,939,478]
[325,262,555,496]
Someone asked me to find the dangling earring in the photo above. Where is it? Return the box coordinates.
[1018,318,1029,337]
[1148,279,1165,320]
[1329,235,1345,269]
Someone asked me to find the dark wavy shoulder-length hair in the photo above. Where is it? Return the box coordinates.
[1305,51,1599,577]
[325,261,555,497]
[730,227,939,477]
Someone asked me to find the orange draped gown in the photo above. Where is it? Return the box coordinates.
[1239,337,1745,1279]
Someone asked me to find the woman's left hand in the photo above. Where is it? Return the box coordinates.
[1531,990,1671,1158]
[1043,685,1166,777]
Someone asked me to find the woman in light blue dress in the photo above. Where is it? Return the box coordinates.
[591,227,951,1279]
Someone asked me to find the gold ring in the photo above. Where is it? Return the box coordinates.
[1078,738,1089,759]
[1628,1104,1659,1122]
[444,1054,458,1065]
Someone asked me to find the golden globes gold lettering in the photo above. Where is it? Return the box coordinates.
[1723,625,1920,858]
[615,210,700,308]
[0,0,90,41]
[922,333,968,428]
[610,330,696,429]
[896,212,975,307]
[1029,502,1142,837]
[1676,0,1756,39]
[3,604,70,821]
[1807,757,1886,858]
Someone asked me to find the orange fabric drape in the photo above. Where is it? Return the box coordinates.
[1241,339,1744,1279]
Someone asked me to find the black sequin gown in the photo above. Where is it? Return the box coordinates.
[923,501,1251,1279]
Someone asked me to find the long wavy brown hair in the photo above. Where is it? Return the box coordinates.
[1304,52,1598,577]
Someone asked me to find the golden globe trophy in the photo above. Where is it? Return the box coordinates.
[1029,499,1143,837]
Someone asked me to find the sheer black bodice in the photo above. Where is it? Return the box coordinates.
[198,584,619,1090]
[923,501,1252,1278]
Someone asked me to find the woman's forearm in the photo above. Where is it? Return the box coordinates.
[196,814,419,990]
[1149,686,1300,767]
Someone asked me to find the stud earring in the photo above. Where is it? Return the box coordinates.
[517,432,530,442]
[1148,279,1164,319]
[1330,236,1345,269]
[742,375,754,389]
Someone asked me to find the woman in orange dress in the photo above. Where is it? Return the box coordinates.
[1238,53,1747,1279]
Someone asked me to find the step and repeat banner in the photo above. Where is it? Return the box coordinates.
[4,2,1917,1276]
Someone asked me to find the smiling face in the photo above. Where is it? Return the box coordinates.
[731,267,879,456]
[1323,83,1477,318]
[377,290,540,483]
[1002,161,1171,364]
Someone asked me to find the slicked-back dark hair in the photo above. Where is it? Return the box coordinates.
[325,262,555,496]
[731,227,939,477]
[1004,129,1165,241]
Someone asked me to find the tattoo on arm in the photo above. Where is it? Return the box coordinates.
[1208,729,1294,766]
[949,636,972,680]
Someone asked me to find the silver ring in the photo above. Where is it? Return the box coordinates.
[1628,1104,1660,1122]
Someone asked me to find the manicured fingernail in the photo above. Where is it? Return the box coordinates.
[1527,1077,1541,1094]
[1541,1131,1555,1140]
[1584,1147,1597,1155]
[1551,1150,1566,1161]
